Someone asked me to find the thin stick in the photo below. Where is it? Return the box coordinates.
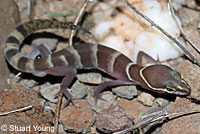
[168,0,200,54]
[0,105,32,116]
[114,110,200,134]
[122,0,200,67]
[15,72,21,79]
[30,0,34,21]
[54,93,63,134]
[68,0,92,46]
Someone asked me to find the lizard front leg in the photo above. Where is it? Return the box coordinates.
[46,66,77,106]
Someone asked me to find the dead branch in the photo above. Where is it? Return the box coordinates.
[0,105,33,116]
[168,0,200,55]
[68,0,93,46]
[54,93,63,134]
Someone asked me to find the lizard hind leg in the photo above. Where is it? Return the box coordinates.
[136,51,160,66]
[93,80,137,103]
[28,44,53,59]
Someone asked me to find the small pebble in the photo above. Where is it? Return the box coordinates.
[40,80,88,103]
[95,105,133,133]
[155,97,169,107]
[21,79,38,88]
[77,72,102,84]
[71,80,88,99]
[60,100,94,133]
[112,85,137,99]
[40,83,60,103]
[137,92,155,106]
[88,91,116,113]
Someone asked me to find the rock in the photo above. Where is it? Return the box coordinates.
[155,98,169,107]
[77,72,102,84]
[40,83,60,103]
[90,126,98,134]
[87,91,116,113]
[112,85,137,99]
[119,98,153,122]
[43,106,55,114]
[137,92,155,107]
[161,98,200,134]
[40,81,88,103]
[0,0,20,90]
[60,100,94,133]
[95,105,133,133]
[71,80,88,99]
[23,79,39,88]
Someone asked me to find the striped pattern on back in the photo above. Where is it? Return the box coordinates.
[44,43,98,70]
[31,42,134,81]
[96,45,133,81]
[4,19,137,83]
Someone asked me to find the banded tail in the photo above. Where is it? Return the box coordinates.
[4,19,89,72]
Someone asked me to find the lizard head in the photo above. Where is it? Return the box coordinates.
[139,64,191,96]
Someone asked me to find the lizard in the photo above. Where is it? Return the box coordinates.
[4,19,191,106]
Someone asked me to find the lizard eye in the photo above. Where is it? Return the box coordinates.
[166,87,176,92]
[36,55,42,59]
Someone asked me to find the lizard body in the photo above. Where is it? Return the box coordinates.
[4,19,191,105]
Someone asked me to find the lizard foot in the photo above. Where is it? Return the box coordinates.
[55,88,74,108]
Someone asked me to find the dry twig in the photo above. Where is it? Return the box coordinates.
[0,105,33,116]
[68,0,93,46]
[168,0,200,55]
[30,0,34,21]
[54,93,63,134]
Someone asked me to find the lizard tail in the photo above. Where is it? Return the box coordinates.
[4,19,89,72]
